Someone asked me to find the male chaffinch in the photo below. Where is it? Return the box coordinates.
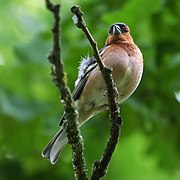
[42,22,144,164]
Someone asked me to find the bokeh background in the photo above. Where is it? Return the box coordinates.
[0,0,180,179]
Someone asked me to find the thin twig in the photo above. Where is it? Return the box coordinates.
[45,1,88,179]
[71,5,122,180]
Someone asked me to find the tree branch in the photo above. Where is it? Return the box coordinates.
[45,1,87,179]
[71,5,123,180]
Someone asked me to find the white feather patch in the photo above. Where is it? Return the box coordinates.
[75,55,91,87]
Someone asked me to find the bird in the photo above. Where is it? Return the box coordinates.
[42,22,144,164]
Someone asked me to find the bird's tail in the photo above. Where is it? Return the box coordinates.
[41,127,68,164]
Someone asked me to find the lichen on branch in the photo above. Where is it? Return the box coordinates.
[71,5,122,180]
[45,1,88,179]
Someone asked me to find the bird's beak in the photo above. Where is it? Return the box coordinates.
[109,24,122,35]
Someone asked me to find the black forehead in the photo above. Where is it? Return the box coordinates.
[111,22,127,27]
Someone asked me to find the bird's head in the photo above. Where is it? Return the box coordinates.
[109,23,130,35]
[106,22,133,45]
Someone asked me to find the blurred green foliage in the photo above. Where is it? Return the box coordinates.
[0,0,180,179]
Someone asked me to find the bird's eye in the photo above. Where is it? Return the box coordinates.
[124,28,129,33]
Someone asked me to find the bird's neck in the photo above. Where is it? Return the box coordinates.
[105,33,134,46]
[105,35,138,57]
[118,42,139,57]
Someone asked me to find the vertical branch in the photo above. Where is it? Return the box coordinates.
[71,5,122,180]
[45,1,88,179]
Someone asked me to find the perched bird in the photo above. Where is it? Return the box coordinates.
[42,22,144,164]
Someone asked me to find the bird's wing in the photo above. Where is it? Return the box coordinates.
[59,47,106,126]
[72,58,97,100]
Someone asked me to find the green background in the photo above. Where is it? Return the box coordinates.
[0,0,180,179]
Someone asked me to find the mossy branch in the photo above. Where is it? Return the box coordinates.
[71,5,122,180]
[45,1,88,179]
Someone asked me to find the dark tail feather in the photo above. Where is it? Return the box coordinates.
[42,127,68,164]
[59,113,66,126]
